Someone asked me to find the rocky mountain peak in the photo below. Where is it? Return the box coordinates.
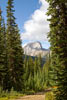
[23,41,49,57]
[24,41,42,50]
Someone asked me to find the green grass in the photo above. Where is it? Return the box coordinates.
[0,97,16,100]
[0,97,8,100]
[45,92,55,100]
[0,88,24,100]
[0,94,24,100]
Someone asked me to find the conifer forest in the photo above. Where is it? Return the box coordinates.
[0,0,67,100]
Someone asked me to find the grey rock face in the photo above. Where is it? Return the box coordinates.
[23,41,49,57]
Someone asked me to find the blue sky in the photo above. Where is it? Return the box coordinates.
[0,0,50,49]
[1,0,40,32]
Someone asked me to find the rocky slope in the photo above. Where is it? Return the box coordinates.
[23,41,49,57]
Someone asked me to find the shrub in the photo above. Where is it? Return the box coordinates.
[45,92,55,100]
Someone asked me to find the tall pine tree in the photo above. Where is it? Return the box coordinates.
[46,0,67,99]
[0,8,6,89]
[6,0,24,91]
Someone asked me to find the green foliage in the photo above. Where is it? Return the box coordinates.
[6,0,24,91]
[0,8,6,89]
[0,87,24,100]
[45,92,55,100]
[23,55,50,92]
[46,0,67,99]
[0,0,24,92]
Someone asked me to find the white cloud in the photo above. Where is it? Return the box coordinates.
[21,0,49,41]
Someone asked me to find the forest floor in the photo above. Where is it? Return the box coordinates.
[15,94,45,100]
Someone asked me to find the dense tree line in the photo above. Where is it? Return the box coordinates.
[23,55,50,92]
[46,0,67,100]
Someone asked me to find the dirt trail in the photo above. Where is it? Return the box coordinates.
[16,95,45,100]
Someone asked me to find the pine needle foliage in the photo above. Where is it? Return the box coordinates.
[0,8,6,89]
[6,0,24,91]
[46,0,67,99]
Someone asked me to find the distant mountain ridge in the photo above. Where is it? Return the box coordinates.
[23,41,49,57]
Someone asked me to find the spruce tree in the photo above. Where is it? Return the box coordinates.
[46,0,67,99]
[6,0,24,91]
[28,57,34,77]
[24,57,30,90]
[34,58,38,74]
[0,8,6,89]
[43,60,50,88]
